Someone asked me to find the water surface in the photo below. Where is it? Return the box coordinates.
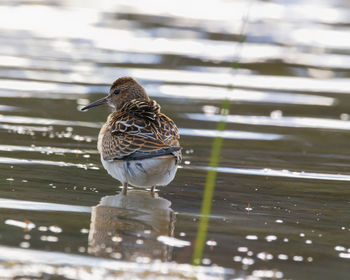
[0,0,350,279]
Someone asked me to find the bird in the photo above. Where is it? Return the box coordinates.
[81,77,181,195]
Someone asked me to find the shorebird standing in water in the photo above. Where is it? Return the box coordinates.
[81,77,181,195]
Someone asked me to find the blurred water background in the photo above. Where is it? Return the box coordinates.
[0,0,350,279]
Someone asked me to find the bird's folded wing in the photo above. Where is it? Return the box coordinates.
[101,109,181,161]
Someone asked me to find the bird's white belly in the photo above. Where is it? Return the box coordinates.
[101,156,178,188]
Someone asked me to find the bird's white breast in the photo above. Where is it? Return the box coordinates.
[101,156,178,188]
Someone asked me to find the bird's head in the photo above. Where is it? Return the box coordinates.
[81,77,149,111]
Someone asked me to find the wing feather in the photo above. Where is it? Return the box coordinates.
[101,99,181,162]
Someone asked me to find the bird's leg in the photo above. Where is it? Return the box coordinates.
[122,182,128,195]
[150,186,156,197]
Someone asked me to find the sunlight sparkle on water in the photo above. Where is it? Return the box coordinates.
[5,219,35,231]
[157,236,191,248]
[245,235,258,240]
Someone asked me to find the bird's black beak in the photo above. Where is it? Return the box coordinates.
[81,96,108,111]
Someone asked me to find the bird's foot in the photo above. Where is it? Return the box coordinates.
[122,183,128,195]
[150,186,156,198]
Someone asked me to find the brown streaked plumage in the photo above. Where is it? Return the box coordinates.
[81,77,181,195]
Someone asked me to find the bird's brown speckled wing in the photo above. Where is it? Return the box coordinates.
[101,99,181,161]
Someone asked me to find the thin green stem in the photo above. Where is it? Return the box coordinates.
[192,99,230,265]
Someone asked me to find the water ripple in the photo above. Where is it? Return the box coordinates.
[0,198,91,213]
[179,128,283,140]
[0,145,98,155]
[186,113,350,131]
[0,68,349,98]
[156,85,335,106]
[0,79,102,95]
[0,157,99,170]
[0,105,20,111]
[131,69,350,94]
[0,114,101,128]
[189,166,350,182]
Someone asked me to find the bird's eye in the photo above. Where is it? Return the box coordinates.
[113,89,120,95]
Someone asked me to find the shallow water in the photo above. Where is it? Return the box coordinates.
[0,0,350,279]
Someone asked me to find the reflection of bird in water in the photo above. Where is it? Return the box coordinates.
[81,77,182,195]
[88,190,175,262]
